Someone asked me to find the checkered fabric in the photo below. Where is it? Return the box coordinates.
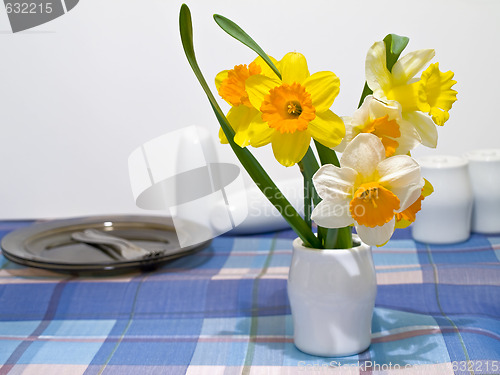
[0,220,499,375]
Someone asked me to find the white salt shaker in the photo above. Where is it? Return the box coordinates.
[412,155,473,244]
[465,149,500,234]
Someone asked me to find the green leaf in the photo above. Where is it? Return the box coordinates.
[179,5,231,137]
[213,14,281,80]
[314,140,340,168]
[299,148,320,206]
[357,82,373,109]
[179,4,321,248]
[383,33,410,73]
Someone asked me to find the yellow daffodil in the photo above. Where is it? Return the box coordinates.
[311,133,424,246]
[244,52,345,167]
[215,56,278,146]
[366,41,458,148]
[336,95,421,157]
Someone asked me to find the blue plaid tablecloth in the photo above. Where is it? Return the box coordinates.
[0,220,499,374]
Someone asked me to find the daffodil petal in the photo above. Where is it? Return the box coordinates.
[215,70,228,92]
[419,62,458,126]
[280,52,310,85]
[218,126,228,144]
[252,55,280,79]
[429,107,449,126]
[225,106,259,147]
[367,96,401,120]
[394,118,421,154]
[395,217,412,229]
[334,116,355,153]
[308,110,345,148]
[392,49,435,85]
[351,95,420,155]
[248,114,274,147]
[393,181,425,212]
[311,199,354,228]
[403,112,438,148]
[246,75,281,111]
[312,164,357,200]
[377,155,422,189]
[422,178,434,197]
[340,133,385,177]
[220,105,252,145]
[365,41,392,94]
[271,131,311,167]
[355,218,395,246]
[303,71,340,111]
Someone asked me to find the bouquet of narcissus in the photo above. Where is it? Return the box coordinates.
[179,4,457,249]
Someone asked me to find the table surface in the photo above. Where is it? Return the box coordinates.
[0,220,499,375]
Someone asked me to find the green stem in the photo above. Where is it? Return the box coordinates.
[303,173,312,229]
[325,229,339,249]
[298,150,319,243]
[335,227,353,249]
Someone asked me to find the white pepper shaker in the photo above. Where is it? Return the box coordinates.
[465,149,500,234]
[412,155,473,244]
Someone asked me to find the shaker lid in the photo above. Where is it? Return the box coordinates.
[416,155,468,169]
[465,149,500,162]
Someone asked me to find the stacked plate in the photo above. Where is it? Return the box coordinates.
[1,215,211,274]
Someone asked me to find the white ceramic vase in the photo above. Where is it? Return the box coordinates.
[287,236,377,357]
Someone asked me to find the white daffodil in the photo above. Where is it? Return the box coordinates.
[336,95,421,157]
[366,41,457,148]
[311,133,424,246]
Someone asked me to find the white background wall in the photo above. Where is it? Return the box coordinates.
[0,0,499,219]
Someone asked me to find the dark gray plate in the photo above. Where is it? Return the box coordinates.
[0,215,212,273]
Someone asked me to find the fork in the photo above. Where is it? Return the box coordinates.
[71,229,163,260]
